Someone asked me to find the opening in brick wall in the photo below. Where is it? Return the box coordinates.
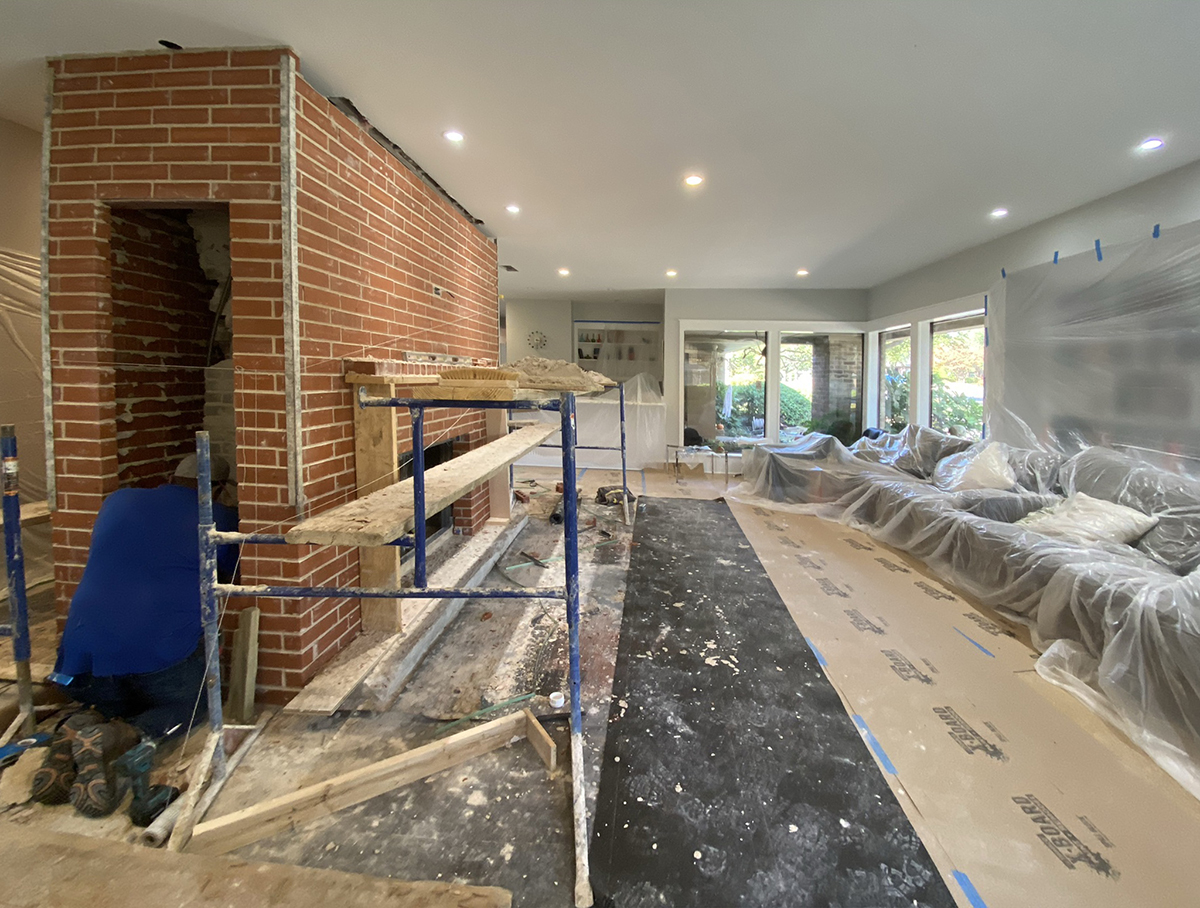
[398,438,456,552]
[109,205,235,491]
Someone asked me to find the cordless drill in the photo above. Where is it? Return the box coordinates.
[114,741,180,827]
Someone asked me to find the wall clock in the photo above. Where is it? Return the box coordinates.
[527,330,548,350]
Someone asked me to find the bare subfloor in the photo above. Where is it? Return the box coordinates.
[200,467,642,908]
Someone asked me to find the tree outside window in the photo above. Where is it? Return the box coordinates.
[930,316,985,440]
[880,328,911,432]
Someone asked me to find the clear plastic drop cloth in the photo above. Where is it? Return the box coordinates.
[728,219,1200,799]
[515,371,665,471]
[0,247,53,595]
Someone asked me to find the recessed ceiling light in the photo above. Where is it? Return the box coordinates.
[557,268,570,276]
[796,269,809,277]
[443,130,464,143]
[665,270,678,277]
[1137,137,1165,152]
[684,174,704,187]
[505,204,520,214]
[990,207,1009,219]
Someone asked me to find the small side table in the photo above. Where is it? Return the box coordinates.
[665,444,730,487]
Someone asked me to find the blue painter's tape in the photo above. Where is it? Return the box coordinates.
[1000,267,1006,278]
[640,469,647,495]
[1053,250,1059,264]
[804,636,828,666]
[852,715,897,775]
[578,468,588,482]
[1095,239,1103,261]
[1153,223,1161,238]
[952,871,989,908]
[954,627,996,658]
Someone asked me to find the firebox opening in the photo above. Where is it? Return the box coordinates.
[108,204,234,497]
[398,438,456,552]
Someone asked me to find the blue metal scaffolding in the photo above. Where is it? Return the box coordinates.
[194,383,628,907]
[0,425,36,742]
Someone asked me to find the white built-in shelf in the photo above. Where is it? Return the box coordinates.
[574,319,663,383]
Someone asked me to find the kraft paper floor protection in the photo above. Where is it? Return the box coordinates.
[730,502,1200,908]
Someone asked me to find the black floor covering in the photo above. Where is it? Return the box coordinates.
[590,498,955,908]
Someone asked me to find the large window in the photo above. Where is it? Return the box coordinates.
[683,329,864,446]
[879,327,911,432]
[683,331,767,442]
[930,315,985,440]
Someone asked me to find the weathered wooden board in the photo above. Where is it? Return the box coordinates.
[0,825,511,908]
[186,710,530,856]
[285,423,557,546]
[0,499,51,530]
[225,606,260,725]
[344,372,441,386]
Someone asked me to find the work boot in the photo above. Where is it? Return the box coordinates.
[29,708,105,805]
[68,718,141,817]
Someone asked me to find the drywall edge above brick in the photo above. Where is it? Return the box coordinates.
[48,45,297,64]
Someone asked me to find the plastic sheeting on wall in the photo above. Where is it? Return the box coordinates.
[0,247,52,593]
[986,218,1200,459]
[515,372,665,471]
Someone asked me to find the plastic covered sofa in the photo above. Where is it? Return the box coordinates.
[737,426,1200,798]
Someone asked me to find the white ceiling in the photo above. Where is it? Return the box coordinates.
[3,0,1199,301]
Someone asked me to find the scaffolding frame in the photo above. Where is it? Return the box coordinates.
[194,384,630,907]
[0,425,36,744]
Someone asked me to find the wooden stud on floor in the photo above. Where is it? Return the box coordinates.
[186,710,535,856]
[523,708,557,775]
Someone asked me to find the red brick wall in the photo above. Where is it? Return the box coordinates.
[47,47,500,703]
[109,207,214,487]
[287,80,500,669]
[48,49,288,654]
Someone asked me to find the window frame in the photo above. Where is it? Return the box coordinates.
[864,295,987,435]
[674,318,863,445]
[877,326,912,433]
[928,313,987,439]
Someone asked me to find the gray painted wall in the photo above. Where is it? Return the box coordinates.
[572,299,664,323]
[869,158,1200,321]
[666,288,868,323]
[0,117,41,255]
[0,117,50,587]
[504,298,574,363]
